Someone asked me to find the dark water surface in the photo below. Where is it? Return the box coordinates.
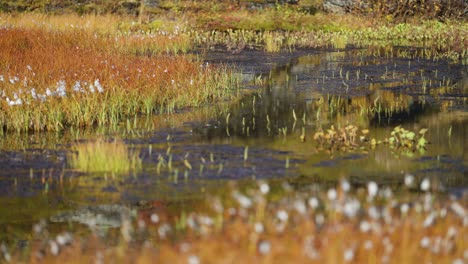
[0,47,466,241]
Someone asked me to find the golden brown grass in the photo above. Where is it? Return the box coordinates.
[68,137,141,174]
[17,181,468,264]
[0,13,124,34]
[0,25,236,132]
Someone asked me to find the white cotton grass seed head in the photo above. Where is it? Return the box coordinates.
[420,236,430,248]
[304,237,319,260]
[56,80,66,97]
[364,240,373,250]
[180,242,191,253]
[233,192,252,209]
[259,181,270,194]
[360,220,371,233]
[367,181,378,198]
[56,233,72,246]
[343,199,360,218]
[158,223,171,239]
[254,222,264,233]
[404,173,415,187]
[94,79,104,93]
[49,241,59,256]
[327,188,337,201]
[381,187,393,199]
[3,252,11,263]
[150,213,159,223]
[450,202,466,218]
[340,179,351,192]
[440,208,447,218]
[343,248,354,262]
[423,213,436,228]
[447,227,457,238]
[420,178,431,192]
[294,200,307,215]
[368,206,380,219]
[400,203,410,214]
[187,255,200,264]
[258,240,271,255]
[315,214,325,226]
[1,243,10,262]
[88,83,95,93]
[308,197,319,209]
[276,210,289,222]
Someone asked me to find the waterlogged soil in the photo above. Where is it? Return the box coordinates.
[0,46,466,242]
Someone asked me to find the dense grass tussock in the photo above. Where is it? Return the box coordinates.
[0,27,238,132]
[68,137,141,174]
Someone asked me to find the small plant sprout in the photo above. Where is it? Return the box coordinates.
[183,159,192,170]
[300,127,306,142]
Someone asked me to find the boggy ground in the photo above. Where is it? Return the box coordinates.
[0,46,466,264]
[0,1,467,263]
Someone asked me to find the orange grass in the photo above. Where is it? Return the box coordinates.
[16,181,468,264]
[0,27,236,132]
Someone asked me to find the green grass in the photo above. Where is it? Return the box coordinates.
[69,137,141,174]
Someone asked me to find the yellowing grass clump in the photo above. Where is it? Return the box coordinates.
[0,13,125,34]
[69,138,141,174]
[0,26,237,132]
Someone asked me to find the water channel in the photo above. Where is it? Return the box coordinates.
[0,46,466,242]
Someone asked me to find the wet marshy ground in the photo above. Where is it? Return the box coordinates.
[0,46,466,250]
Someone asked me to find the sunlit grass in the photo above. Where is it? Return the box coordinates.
[69,137,141,174]
[13,179,467,263]
[0,26,238,132]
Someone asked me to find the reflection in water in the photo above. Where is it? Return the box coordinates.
[0,48,466,238]
[195,48,466,188]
